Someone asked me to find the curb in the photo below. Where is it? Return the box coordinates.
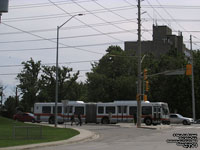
[0,127,98,150]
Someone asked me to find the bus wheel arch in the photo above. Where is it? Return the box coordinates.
[101,117,109,124]
[144,117,152,126]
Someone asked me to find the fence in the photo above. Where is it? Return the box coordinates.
[13,126,42,140]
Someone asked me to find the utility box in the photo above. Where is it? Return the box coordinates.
[0,0,9,13]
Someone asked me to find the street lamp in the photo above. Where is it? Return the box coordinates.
[55,14,84,127]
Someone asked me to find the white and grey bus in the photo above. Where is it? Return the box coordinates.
[34,100,170,125]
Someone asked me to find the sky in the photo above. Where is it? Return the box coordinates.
[0,0,200,99]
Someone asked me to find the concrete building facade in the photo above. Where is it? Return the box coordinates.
[125,25,188,57]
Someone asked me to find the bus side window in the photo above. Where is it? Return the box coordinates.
[53,106,62,113]
[74,106,84,115]
[129,106,137,115]
[65,106,73,114]
[42,106,51,114]
[106,106,115,114]
[142,106,152,115]
[98,106,104,114]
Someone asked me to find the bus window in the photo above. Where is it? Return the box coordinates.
[75,106,84,115]
[98,106,104,114]
[42,106,51,114]
[106,106,115,114]
[162,104,169,115]
[53,106,62,113]
[118,106,127,113]
[129,106,137,115]
[64,106,73,114]
[142,106,152,115]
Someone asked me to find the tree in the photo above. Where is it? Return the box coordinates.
[38,65,81,102]
[17,58,41,112]
[145,50,192,117]
[86,46,138,102]
[4,96,17,118]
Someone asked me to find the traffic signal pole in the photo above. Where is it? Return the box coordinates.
[137,0,142,128]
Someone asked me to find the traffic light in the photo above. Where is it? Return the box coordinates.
[144,69,147,80]
[145,81,149,92]
[136,94,140,101]
[186,64,192,76]
[144,94,147,101]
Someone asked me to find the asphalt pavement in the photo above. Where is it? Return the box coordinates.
[0,122,171,150]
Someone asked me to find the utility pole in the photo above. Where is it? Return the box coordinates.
[190,35,196,121]
[137,0,142,128]
[15,87,18,107]
[0,87,3,107]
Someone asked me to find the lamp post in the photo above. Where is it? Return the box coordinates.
[55,14,84,127]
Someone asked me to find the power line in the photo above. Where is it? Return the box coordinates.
[0,29,137,44]
[1,22,104,55]
[69,0,125,42]
[0,69,91,76]
[0,18,137,35]
[0,41,123,52]
[9,0,200,10]
[0,59,99,68]
[155,0,200,49]
[4,5,137,23]
[9,0,98,9]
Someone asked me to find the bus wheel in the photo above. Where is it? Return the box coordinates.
[102,117,109,124]
[144,117,152,126]
[49,116,55,124]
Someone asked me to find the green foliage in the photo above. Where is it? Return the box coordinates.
[38,65,82,102]
[86,46,137,102]
[3,96,17,118]
[17,58,41,112]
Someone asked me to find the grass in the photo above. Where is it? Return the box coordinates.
[0,116,79,148]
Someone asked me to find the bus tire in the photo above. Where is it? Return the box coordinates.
[102,117,109,124]
[144,117,152,126]
[49,116,55,124]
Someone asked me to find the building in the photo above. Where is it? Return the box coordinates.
[125,25,189,57]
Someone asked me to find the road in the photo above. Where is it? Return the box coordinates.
[30,124,200,150]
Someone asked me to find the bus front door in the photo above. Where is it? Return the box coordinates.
[153,106,161,124]
[117,106,127,122]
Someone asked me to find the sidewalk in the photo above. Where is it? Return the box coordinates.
[116,123,171,130]
[0,124,98,150]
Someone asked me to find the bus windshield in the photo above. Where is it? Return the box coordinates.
[162,104,169,115]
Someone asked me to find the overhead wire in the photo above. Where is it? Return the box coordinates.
[9,0,98,9]
[4,5,137,23]
[0,41,123,52]
[0,29,137,44]
[0,18,137,35]
[47,0,123,42]
[155,0,200,49]
[1,22,104,55]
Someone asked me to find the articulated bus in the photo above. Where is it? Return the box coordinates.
[34,100,170,126]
